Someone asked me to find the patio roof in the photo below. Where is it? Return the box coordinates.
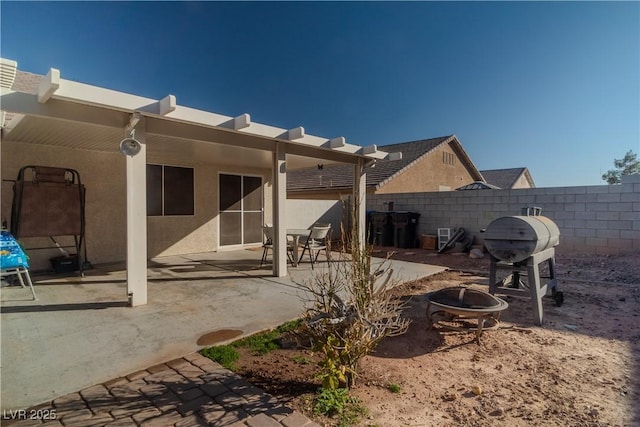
[1,59,400,170]
[1,57,401,306]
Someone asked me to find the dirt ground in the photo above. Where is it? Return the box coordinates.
[234,249,640,426]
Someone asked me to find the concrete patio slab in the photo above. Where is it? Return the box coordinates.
[1,249,446,411]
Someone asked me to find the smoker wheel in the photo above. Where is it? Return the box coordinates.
[552,290,564,307]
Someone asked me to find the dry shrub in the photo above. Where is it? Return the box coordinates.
[300,219,410,389]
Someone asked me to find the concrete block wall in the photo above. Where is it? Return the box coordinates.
[368,174,640,255]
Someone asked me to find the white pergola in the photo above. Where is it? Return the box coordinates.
[0,58,400,306]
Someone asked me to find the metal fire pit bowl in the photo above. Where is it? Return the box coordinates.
[425,287,509,344]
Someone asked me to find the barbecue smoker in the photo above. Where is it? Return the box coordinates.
[484,207,563,326]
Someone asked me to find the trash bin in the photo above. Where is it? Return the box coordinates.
[391,212,421,248]
[370,212,393,246]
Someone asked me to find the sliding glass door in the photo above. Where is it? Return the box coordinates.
[219,173,263,247]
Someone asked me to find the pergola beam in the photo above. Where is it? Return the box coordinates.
[328,136,346,149]
[362,144,378,155]
[145,116,277,152]
[284,126,305,141]
[159,95,176,116]
[232,113,251,130]
[386,152,402,161]
[37,68,60,103]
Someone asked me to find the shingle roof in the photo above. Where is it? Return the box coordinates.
[479,167,533,189]
[2,71,42,129]
[11,70,41,94]
[287,135,483,192]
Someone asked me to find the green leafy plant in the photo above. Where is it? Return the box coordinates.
[276,319,302,333]
[232,330,280,355]
[314,387,368,426]
[232,319,303,355]
[388,383,401,393]
[200,345,239,370]
[338,401,368,427]
[291,355,312,365]
[314,387,350,416]
[602,150,640,184]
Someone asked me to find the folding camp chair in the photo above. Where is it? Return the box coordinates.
[298,225,331,269]
[260,225,294,267]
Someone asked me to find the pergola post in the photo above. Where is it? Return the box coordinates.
[353,158,367,250]
[125,118,147,306]
[272,142,287,277]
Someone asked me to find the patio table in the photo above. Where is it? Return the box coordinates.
[286,228,311,267]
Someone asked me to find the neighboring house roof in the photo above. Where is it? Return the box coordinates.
[11,70,41,94]
[288,135,484,192]
[480,167,535,189]
[2,71,41,129]
[456,181,501,190]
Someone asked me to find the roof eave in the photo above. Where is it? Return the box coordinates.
[448,135,484,182]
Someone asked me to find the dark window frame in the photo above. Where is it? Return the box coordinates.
[147,164,195,216]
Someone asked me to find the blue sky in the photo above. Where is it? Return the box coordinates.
[1,1,638,187]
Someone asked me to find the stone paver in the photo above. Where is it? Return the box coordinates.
[3,355,318,427]
[245,413,282,427]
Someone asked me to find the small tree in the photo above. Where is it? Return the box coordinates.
[300,210,410,390]
[602,150,640,184]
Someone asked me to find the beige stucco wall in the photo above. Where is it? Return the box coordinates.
[2,141,127,270]
[376,143,476,194]
[2,141,272,270]
[511,173,533,189]
[288,143,478,199]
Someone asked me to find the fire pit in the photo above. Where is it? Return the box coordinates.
[426,287,508,343]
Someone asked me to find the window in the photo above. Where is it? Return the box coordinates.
[443,152,455,165]
[147,164,194,216]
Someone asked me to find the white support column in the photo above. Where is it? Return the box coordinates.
[125,117,148,306]
[353,159,367,250]
[272,142,287,277]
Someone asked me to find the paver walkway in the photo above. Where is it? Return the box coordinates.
[3,353,319,427]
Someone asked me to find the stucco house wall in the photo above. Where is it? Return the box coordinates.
[1,141,272,270]
[287,135,483,200]
[376,143,476,194]
[512,173,532,189]
[2,142,127,270]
